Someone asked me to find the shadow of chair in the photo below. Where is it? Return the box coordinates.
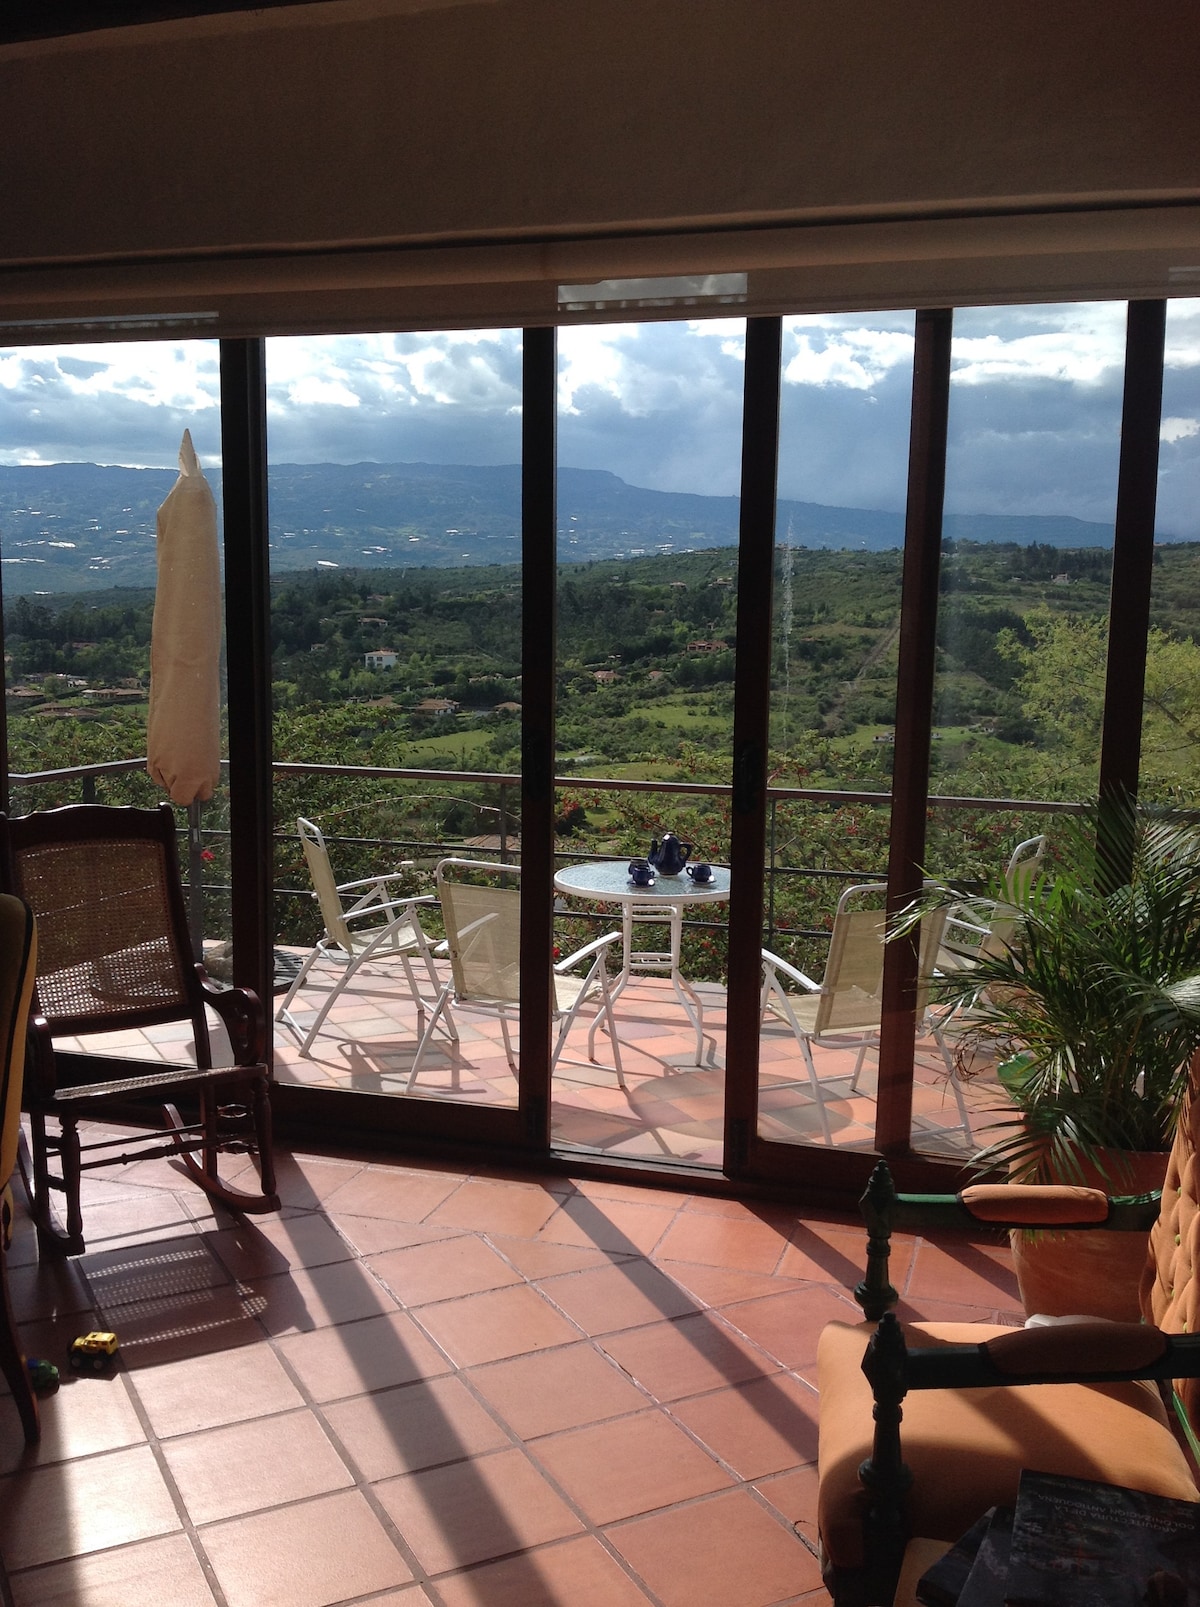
[0,803,278,1256]
[1,893,40,1442]
[815,1055,1200,1606]
[407,857,625,1090]
[276,816,456,1056]
[936,833,1046,977]
[760,884,966,1145]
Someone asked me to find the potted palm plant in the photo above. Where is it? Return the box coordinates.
[913,799,1200,1317]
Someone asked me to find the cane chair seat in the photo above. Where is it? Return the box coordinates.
[0,803,278,1255]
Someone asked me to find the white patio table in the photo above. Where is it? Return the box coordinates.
[553,859,731,1064]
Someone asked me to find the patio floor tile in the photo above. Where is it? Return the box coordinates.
[607,1487,822,1607]
[198,1489,412,1607]
[374,1447,584,1574]
[321,1372,510,1481]
[530,1409,734,1525]
[412,1282,582,1367]
[433,1535,654,1606]
[466,1341,648,1438]
[274,1308,452,1400]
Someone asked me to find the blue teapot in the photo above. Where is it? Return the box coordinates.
[647,832,692,877]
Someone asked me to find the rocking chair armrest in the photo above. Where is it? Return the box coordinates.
[554,930,623,975]
[200,977,268,1065]
[760,949,821,992]
[23,1015,57,1099]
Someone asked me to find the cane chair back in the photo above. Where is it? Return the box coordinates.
[13,817,206,1044]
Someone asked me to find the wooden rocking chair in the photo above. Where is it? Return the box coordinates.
[0,803,278,1255]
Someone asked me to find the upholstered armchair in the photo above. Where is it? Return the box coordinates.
[816,1059,1200,1607]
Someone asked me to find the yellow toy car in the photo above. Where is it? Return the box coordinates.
[69,1331,119,1373]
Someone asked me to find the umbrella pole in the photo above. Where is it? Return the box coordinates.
[187,799,205,961]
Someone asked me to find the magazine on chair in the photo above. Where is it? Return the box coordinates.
[1004,1470,1200,1606]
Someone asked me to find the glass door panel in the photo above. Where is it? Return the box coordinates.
[265,330,523,1110]
[926,301,1126,1159]
[1142,298,1200,806]
[1,337,232,1070]
[551,319,744,1166]
[756,311,913,1152]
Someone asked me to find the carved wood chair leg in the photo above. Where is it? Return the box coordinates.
[59,1115,85,1255]
[253,1078,277,1200]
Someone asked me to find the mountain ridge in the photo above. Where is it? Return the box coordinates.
[0,459,1140,594]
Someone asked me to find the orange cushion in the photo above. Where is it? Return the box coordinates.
[960,1182,1109,1225]
[817,1319,1198,1571]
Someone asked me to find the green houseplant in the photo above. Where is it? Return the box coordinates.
[912,800,1200,1316]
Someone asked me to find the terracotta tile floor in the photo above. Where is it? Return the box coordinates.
[0,1133,1024,1606]
[266,956,1012,1169]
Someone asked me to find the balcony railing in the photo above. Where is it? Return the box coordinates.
[8,756,1087,971]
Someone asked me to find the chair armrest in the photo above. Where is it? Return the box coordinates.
[901,1317,1199,1391]
[760,949,820,992]
[957,1181,1160,1232]
[199,977,267,1066]
[854,1162,1160,1322]
[341,895,435,929]
[554,931,623,974]
[342,880,436,914]
[23,1016,58,1099]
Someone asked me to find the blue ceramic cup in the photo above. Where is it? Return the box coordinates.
[628,858,656,887]
[686,862,714,884]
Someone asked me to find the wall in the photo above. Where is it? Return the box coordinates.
[3,0,1199,330]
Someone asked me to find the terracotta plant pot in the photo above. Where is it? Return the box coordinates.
[1010,1148,1169,1322]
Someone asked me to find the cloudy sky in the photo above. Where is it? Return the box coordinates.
[2,299,1198,535]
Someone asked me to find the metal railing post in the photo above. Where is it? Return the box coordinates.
[767,796,778,947]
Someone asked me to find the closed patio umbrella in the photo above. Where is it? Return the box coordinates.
[147,430,222,954]
[147,429,221,807]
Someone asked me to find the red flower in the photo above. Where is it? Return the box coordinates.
[200,849,215,862]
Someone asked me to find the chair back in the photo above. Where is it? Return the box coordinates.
[0,895,36,1192]
[1003,833,1047,902]
[0,804,202,1039]
[297,817,354,952]
[1140,1051,1200,1432]
[814,885,947,1035]
[436,859,522,1006]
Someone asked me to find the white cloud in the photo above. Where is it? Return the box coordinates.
[782,315,915,392]
[1162,416,1200,444]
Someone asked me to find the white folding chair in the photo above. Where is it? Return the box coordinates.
[937,834,1046,975]
[407,858,625,1089]
[761,884,968,1144]
[277,817,455,1055]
